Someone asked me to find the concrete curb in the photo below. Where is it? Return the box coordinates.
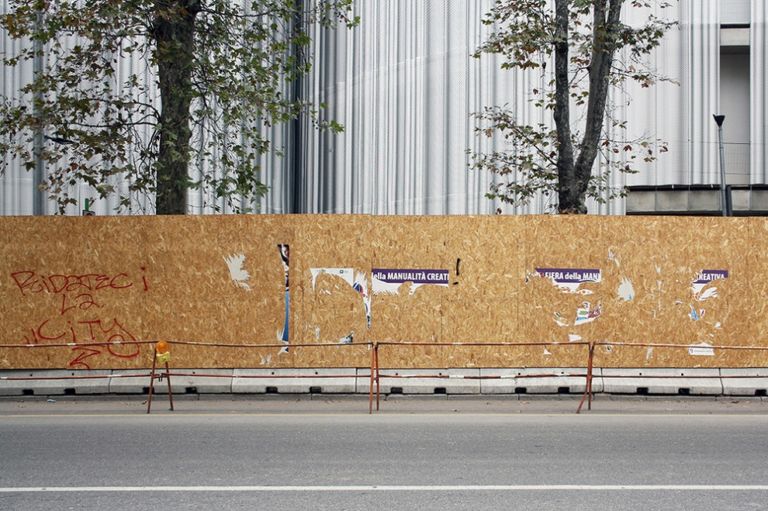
[232,369,356,394]
[357,369,481,395]
[1,368,767,396]
[145,369,234,394]
[0,370,111,395]
[478,368,602,395]
[721,368,768,396]
[602,368,722,395]
[107,370,156,394]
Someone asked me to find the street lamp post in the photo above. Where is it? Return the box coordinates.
[713,114,728,216]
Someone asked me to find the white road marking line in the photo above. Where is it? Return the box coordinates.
[1,412,765,419]
[2,485,768,493]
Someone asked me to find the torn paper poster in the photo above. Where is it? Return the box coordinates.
[568,334,582,342]
[339,332,354,344]
[310,268,371,329]
[617,277,635,301]
[224,254,251,291]
[574,301,602,326]
[372,268,449,295]
[553,312,568,327]
[692,269,728,300]
[689,305,705,321]
[311,268,354,289]
[688,342,715,356]
[535,268,601,294]
[352,273,372,328]
[276,328,289,354]
[277,245,290,350]
[607,249,619,267]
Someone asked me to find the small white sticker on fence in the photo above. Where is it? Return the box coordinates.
[688,342,715,356]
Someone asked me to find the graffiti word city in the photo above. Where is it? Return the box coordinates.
[10,268,149,368]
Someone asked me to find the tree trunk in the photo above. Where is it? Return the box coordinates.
[558,0,624,214]
[153,0,200,215]
[553,0,578,214]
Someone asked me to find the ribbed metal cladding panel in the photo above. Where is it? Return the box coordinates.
[751,0,768,184]
[299,0,537,215]
[682,0,721,185]
[1,0,34,216]
[298,0,731,215]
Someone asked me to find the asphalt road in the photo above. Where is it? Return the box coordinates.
[1,397,767,510]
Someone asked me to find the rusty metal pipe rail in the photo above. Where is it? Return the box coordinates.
[3,339,768,414]
[374,372,587,379]
[0,340,376,413]
[372,340,593,414]
[0,373,152,381]
[164,372,366,379]
[377,341,589,347]
[0,341,371,349]
[599,374,768,379]
[596,341,768,351]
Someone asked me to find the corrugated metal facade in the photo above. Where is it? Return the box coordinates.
[752,0,768,184]
[1,0,767,216]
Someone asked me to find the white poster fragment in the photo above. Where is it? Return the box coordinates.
[310,268,371,328]
[223,254,251,291]
[574,301,602,326]
[311,268,354,289]
[688,342,715,356]
[617,277,635,301]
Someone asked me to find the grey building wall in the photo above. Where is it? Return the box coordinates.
[1,0,767,216]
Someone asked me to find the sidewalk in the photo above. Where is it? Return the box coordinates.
[1,394,766,416]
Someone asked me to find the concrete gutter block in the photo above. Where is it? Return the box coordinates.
[0,370,111,396]
[109,369,233,395]
[355,368,377,394]
[232,369,299,393]
[356,369,481,394]
[159,369,233,394]
[479,368,599,395]
[602,368,722,395]
[108,369,155,394]
[446,369,482,394]
[231,369,355,394]
[721,369,768,396]
[295,369,356,394]
[370,369,449,395]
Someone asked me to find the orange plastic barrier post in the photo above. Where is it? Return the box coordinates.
[147,341,174,414]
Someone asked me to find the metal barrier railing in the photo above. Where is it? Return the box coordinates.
[0,339,767,414]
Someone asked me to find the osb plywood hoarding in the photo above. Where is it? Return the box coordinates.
[1,215,765,369]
